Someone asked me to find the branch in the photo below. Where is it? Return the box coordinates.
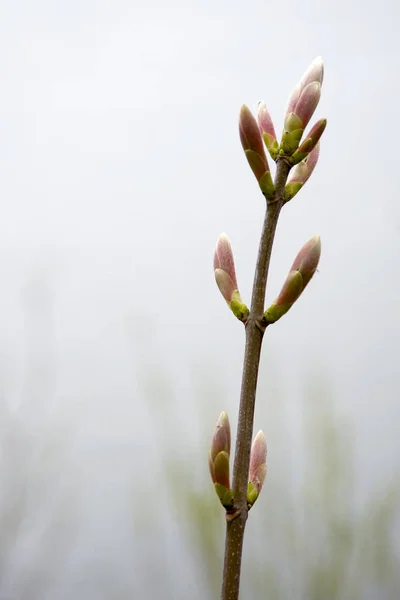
[221,159,291,600]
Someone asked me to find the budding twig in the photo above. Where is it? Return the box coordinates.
[209,56,326,600]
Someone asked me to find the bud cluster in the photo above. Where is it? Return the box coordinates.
[214,58,325,327]
[210,59,326,518]
[209,412,267,510]
[238,57,326,202]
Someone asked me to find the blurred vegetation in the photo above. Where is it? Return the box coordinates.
[0,279,399,599]
[145,357,400,600]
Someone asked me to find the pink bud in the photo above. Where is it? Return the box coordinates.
[289,143,320,186]
[257,102,277,144]
[286,83,302,116]
[239,105,271,182]
[286,57,324,120]
[209,412,231,488]
[239,104,267,158]
[214,234,236,279]
[275,270,304,306]
[210,411,231,462]
[249,430,267,494]
[264,236,321,324]
[214,269,236,305]
[214,234,249,320]
[292,119,327,163]
[214,234,238,303]
[300,56,324,89]
[285,140,321,200]
[293,82,321,129]
[290,235,321,288]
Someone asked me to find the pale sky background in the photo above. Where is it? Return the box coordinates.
[0,0,399,598]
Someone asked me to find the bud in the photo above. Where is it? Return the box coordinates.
[247,430,267,508]
[209,412,234,509]
[286,83,302,119]
[281,57,324,155]
[286,56,324,115]
[291,119,326,165]
[257,102,279,160]
[239,105,275,198]
[214,234,238,299]
[299,56,324,89]
[284,143,320,202]
[290,235,321,287]
[281,84,321,154]
[293,82,321,130]
[209,411,231,463]
[263,236,321,324]
[214,234,249,322]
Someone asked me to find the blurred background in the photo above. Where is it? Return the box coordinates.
[0,0,399,598]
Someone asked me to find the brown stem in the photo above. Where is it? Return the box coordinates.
[221,159,291,600]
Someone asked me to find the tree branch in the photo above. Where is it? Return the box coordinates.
[221,158,291,600]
